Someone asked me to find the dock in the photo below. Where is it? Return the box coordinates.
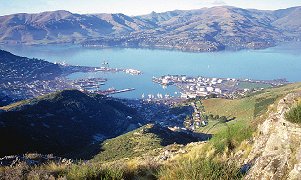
[94,88,135,95]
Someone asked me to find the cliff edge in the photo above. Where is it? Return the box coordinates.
[244,92,301,179]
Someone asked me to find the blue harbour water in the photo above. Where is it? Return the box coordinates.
[1,42,301,99]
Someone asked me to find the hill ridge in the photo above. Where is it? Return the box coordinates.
[1,6,300,51]
[0,90,140,158]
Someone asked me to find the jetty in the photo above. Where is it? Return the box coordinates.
[94,88,135,95]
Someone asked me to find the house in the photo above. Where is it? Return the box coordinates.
[201,121,208,126]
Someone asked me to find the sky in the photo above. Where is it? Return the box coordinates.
[0,0,300,16]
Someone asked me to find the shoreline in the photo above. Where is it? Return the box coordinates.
[3,40,300,53]
[1,40,300,55]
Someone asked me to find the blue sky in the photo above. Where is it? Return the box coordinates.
[0,0,300,15]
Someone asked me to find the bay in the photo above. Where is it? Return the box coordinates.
[1,42,301,99]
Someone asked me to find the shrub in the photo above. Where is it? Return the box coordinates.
[66,163,124,180]
[65,160,160,180]
[159,157,242,180]
[285,103,301,124]
[210,123,253,154]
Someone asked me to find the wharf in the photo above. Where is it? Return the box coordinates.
[95,88,135,95]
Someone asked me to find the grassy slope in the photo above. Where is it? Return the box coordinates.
[0,90,67,111]
[93,124,198,162]
[37,124,198,179]
[199,82,301,133]
[93,124,163,162]
[2,83,301,180]
[159,83,301,180]
[0,89,140,158]
[81,82,301,179]
[237,82,273,89]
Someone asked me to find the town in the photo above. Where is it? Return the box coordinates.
[152,75,288,99]
[0,55,142,105]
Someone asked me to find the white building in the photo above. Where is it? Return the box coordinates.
[162,78,170,84]
[206,86,214,92]
[215,88,222,94]
[217,79,223,83]
[198,87,206,92]
[196,90,208,96]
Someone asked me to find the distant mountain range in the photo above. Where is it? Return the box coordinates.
[0,6,300,51]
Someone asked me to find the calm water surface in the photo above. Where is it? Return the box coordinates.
[1,42,301,99]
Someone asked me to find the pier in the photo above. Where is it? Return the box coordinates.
[94,88,135,95]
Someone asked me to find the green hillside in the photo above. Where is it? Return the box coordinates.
[2,83,301,180]
[93,124,200,162]
[0,90,139,158]
[198,82,301,133]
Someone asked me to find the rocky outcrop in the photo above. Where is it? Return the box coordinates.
[244,92,301,179]
[0,154,72,167]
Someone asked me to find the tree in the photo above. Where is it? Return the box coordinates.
[219,116,228,123]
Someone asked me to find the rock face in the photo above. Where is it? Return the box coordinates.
[244,92,301,179]
[0,154,68,167]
